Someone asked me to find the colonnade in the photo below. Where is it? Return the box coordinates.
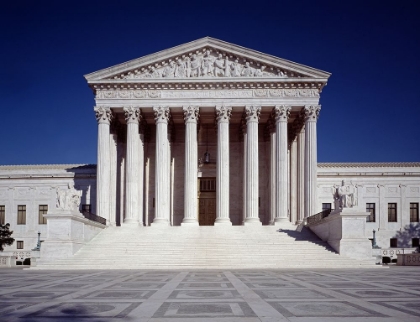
[94,104,320,226]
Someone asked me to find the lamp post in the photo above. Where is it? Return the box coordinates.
[32,232,42,251]
[372,229,379,249]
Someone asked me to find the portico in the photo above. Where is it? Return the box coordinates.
[86,37,330,227]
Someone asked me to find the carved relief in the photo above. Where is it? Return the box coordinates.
[94,106,113,124]
[123,106,141,124]
[274,105,291,122]
[388,187,398,193]
[153,106,171,122]
[303,105,321,122]
[56,183,82,211]
[215,105,232,123]
[245,105,261,122]
[108,47,293,80]
[183,106,199,123]
[410,187,419,193]
[366,187,377,193]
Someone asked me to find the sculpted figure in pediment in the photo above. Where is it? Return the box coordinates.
[230,59,241,77]
[190,54,201,77]
[201,50,215,76]
[241,62,255,77]
[214,54,225,77]
[175,59,186,78]
[162,61,176,78]
[144,66,160,78]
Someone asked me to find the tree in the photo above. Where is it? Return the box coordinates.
[0,223,15,251]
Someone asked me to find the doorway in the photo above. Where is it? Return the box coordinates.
[198,177,216,226]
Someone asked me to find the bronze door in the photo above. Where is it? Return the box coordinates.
[199,195,216,226]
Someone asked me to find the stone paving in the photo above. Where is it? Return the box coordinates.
[1,267,419,322]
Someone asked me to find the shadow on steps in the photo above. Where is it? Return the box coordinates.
[277,226,336,253]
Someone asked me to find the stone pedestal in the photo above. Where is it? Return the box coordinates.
[308,208,373,260]
[39,210,105,262]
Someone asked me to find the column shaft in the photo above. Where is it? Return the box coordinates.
[297,125,305,223]
[152,106,170,225]
[124,107,141,225]
[95,106,112,223]
[109,132,118,226]
[269,124,276,224]
[274,105,291,224]
[304,105,320,218]
[244,106,261,225]
[215,105,232,225]
[290,137,298,224]
[182,106,199,225]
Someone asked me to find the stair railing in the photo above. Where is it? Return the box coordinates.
[306,209,332,225]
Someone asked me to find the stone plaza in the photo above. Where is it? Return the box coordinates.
[1,267,420,322]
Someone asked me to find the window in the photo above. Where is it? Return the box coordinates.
[0,205,5,225]
[17,241,24,249]
[390,238,398,248]
[17,205,26,225]
[38,205,48,224]
[199,178,216,192]
[410,203,419,222]
[366,203,375,222]
[388,203,397,222]
[413,238,420,248]
[322,203,332,211]
[82,204,91,213]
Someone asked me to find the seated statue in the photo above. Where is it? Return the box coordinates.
[56,183,82,211]
[335,180,357,209]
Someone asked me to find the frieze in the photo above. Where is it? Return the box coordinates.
[106,47,297,80]
[96,88,319,100]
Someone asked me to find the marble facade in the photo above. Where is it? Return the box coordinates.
[0,38,419,260]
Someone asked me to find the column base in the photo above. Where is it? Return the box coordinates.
[151,218,169,226]
[243,218,262,226]
[123,218,140,226]
[214,218,232,226]
[181,219,199,226]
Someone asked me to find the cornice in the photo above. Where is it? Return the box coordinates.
[318,162,420,168]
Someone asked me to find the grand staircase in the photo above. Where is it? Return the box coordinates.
[35,225,375,269]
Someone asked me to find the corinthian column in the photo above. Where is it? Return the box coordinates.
[152,106,170,225]
[215,105,232,225]
[244,105,262,225]
[303,105,321,218]
[297,121,305,223]
[94,106,113,223]
[273,105,291,224]
[123,106,141,225]
[182,106,199,226]
[267,119,276,224]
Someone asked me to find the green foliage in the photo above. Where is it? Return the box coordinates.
[0,223,15,251]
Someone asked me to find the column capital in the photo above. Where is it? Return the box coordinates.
[303,105,321,122]
[183,105,199,123]
[245,105,261,123]
[153,106,170,123]
[215,105,232,123]
[94,106,113,124]
[123,106,141,124]
[274,105,291,122]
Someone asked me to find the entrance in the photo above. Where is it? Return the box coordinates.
[198,177,216,226]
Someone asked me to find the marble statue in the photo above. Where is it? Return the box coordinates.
[214,54,225,77]
[56,183,82,211]
[201,50,214,76]
[335,180,357,208]
[190,54,201,77]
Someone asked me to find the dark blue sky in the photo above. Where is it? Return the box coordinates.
[1,1,419,165]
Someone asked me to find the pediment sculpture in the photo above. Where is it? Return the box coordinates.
[108,48,291,80]
[56,183,82,212]
[334,180,358,209]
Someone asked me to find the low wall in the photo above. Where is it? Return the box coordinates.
[307,208,373,261]
[39,210,105,263]
[397,253,420,266]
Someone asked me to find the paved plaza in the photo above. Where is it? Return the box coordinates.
[1,267,420,322]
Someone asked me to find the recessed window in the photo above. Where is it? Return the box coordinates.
[17,241,24,249]
[322,203,332,212]
[413,238,420,248]
[82,204,91,214]
[390,238,398,248]
[0,205,5,225]
[366,203,375,222]
[410,203,419,222]
[38,205,48,224]
[388,203,397,222]
[17,205,26,225]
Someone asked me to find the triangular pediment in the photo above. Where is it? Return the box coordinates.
[85,37,330,82]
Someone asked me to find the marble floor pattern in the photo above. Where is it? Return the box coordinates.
[0,267,419,322]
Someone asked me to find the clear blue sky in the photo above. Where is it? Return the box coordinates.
[1,0,419,165]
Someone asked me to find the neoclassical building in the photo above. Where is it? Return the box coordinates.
[0,38,419,266]
[86,37,328,227]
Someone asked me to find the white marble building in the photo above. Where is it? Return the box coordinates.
[0,38,419,258]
